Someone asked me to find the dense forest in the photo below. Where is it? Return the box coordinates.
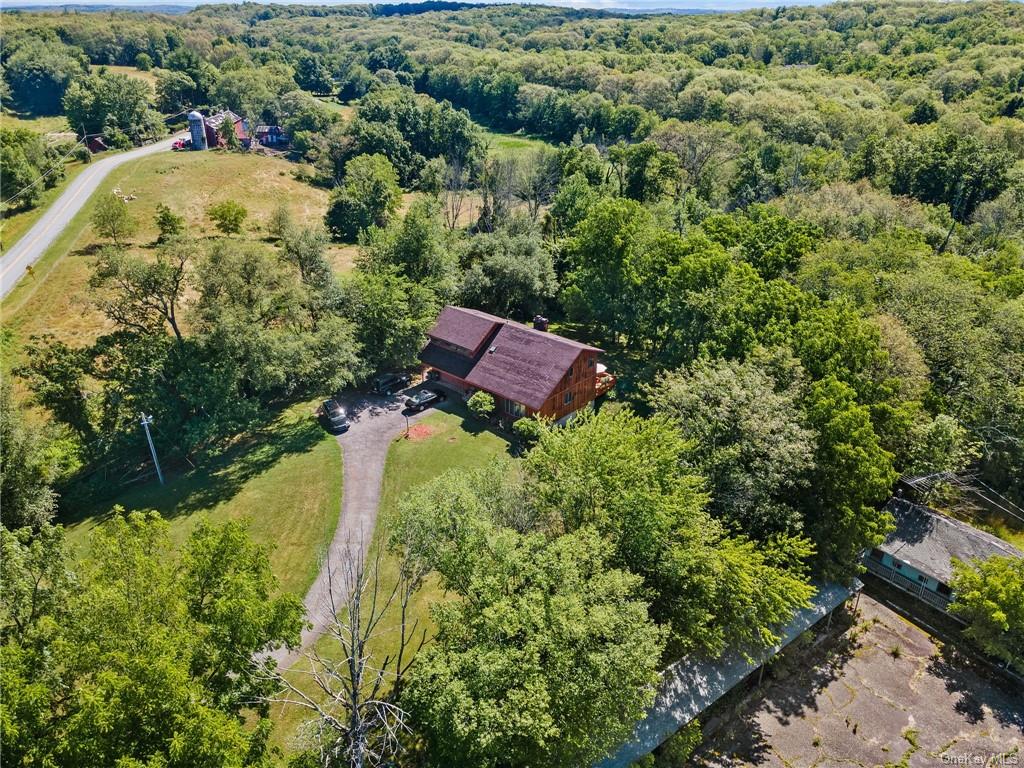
[1,1,1023,766]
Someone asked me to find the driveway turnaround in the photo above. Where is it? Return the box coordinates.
[270,392,430,668]
[0,134,185,300]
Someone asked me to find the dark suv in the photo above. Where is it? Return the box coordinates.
[405,388,446,412]
[319,398,349,433]
[372,372,411,395]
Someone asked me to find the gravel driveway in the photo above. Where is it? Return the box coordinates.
[270,391,431,668]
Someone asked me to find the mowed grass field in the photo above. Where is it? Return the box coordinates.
[2,150,333,363]
[63,398,342,598]
[480,127,551,157]
[104,64,160,90]
[270,408,510,753]
[0,112,71,134]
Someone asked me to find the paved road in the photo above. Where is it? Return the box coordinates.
[0,134,185,300]
[270,391,432,668]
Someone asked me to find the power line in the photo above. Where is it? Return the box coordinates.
[1,135,88,206]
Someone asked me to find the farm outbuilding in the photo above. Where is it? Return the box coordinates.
[186,109,250,150]
[864,497,1022,614]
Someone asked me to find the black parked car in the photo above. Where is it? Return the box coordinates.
[405,388,446,412]
[372,372,412,395]
[320,398,349,432]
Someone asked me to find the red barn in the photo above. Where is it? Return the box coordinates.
[419,306,611,424]
[204,110,250,149]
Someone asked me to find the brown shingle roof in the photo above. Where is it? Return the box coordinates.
[427,306,501,355]
[421,306,601,410]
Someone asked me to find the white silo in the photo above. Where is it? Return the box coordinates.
[187,110,207,150]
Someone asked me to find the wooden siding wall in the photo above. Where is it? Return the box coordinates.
[534,350,599,421]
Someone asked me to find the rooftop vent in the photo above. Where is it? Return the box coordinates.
[488,346,497,354]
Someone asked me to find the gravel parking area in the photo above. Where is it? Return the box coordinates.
[694,595,1023,768]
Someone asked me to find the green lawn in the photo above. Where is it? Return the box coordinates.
[0,111,71,134]
[315,98,355,121]
[270,407,510,754]
[63,399,342,598]
[480,127,552,156]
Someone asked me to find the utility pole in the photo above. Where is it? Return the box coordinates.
[139,413,164,485]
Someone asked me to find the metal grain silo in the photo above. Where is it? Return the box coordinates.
[187,111,207,150]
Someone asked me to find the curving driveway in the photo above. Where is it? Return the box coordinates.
[270,391,433,668]
[0,133,185,300]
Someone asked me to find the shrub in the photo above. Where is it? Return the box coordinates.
[207,200,248,235]
[467,391,495,420]
[155,203,185,242]
[512,416,544,446]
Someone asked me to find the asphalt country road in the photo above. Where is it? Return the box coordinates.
[0,134,185,300]
[269,392,432,669]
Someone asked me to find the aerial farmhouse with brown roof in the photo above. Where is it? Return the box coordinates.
[419,306,614,423]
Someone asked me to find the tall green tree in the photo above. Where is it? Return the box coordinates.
[0,381,57,530]
[339,267,438,373]
[4,38,87,114]
[91,192,137,246]
[325,153,401,242]
[524,409,815,656]
[648,350,815,538]
[801,376,896,575]
[949,555,1024,673]
[400,521,665,768]
[0,514,303,766]
[64,72,162,140]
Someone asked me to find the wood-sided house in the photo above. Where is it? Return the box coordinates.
[419,306,611,423]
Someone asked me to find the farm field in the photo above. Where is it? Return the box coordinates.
[0,111,71,134]
[1,150,333,364]
[103,64,160,90]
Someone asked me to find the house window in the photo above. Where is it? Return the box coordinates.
[936,582,952,596]
[588,358,594,368]
[504,399,525,417]
[916,574,927,584]
[894,561,903,570]
[870,548,884,560]
[564,392,574,406]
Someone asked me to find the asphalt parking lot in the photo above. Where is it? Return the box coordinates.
[693,595,1023,768]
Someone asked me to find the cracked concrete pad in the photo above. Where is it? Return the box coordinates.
[694,596,1023,768]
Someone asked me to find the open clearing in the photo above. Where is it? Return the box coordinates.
[0,112,71,134]
[62,398,342,598]
[694,595,1023,768]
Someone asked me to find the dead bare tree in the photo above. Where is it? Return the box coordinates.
[260,543,428,768]
[513,148,561,221]
[442,158,469,232]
